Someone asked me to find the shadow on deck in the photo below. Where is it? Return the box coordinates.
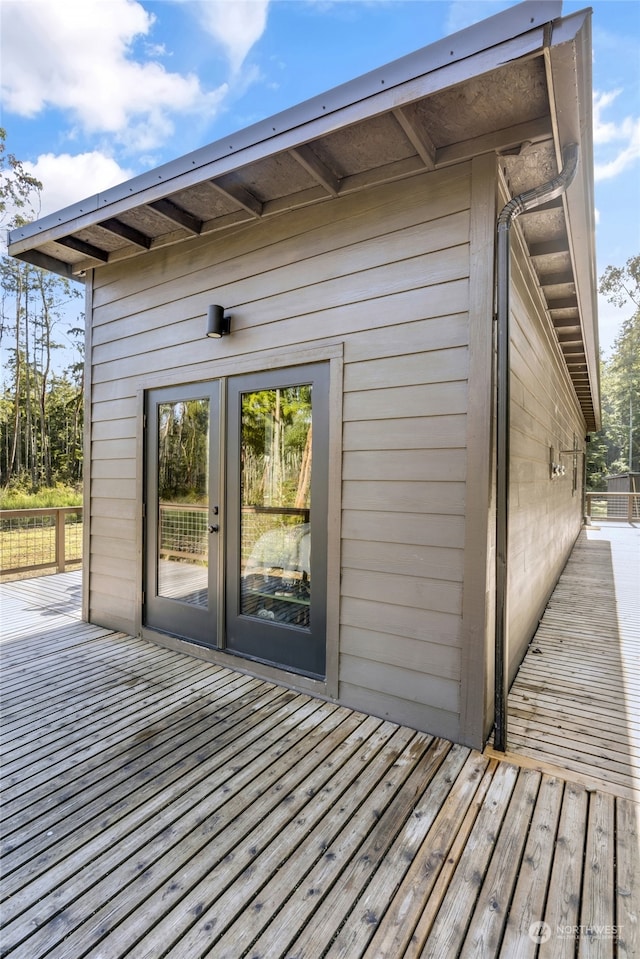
[1,536,638,958]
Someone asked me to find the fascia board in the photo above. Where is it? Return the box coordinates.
[8,1,560,257]
[547,8,601,426]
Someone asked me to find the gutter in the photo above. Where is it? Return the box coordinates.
[493,142,579,752]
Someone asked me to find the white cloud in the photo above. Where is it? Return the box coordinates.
[23,152,135,219]
[444,1,512,36]
[593,90,640,182]
[184,0,270,74]
[0,0,228,151]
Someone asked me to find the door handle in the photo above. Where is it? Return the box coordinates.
[208,524,219,534]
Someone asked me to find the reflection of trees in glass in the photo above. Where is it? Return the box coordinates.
[241,387,312,509]
[158,399,209,503]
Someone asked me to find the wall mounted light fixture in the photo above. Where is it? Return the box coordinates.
[549,445,566,479]
[206,305,231,338]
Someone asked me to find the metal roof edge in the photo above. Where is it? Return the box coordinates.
[8,0,562,253]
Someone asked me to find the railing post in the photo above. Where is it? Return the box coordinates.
[56,508,66,572]
[629,493,635,524]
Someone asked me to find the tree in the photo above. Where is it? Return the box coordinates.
[0,130,84,490]
[587,256,640,487]
[0,126,42,228]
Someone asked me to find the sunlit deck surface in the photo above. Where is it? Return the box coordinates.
[1,527,638,959]
[486,523,640,802]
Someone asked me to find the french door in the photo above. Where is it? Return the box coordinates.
[144,364,328,679]
[144,381,220,646]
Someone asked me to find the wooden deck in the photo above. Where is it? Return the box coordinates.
[486,524,640,802]
[1,548,639,958]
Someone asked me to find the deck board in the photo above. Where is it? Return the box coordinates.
[1,551,637,958]
[486,525,640,801]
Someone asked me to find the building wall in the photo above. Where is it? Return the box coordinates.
[86,156,586,746]
[87,162,478,743]
[506,219,587,682]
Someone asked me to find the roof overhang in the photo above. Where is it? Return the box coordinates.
[7,0,599,429]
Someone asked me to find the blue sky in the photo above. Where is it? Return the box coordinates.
[2,0,639,356]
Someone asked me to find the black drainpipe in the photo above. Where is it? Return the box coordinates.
[493,143,580,752]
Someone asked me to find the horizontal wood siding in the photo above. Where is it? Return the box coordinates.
[88,164,472,740]
[506,226,586,681]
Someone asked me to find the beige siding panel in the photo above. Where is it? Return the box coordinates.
[343,416,466,451]
[91,247,468,379]
[337,312,468,365]
[90,552,138,579]
[92,438,137,462]
[92,397,137,421]
[341,568,462,617]
[342,480,465,515]
[91,497,136,521]
[91,417,137,442]
[335,162,470,748]
[87,281,467,401]
[91,380,140,405]
[91,516,139,541]
[91,479,137,502]
[341,511,466,550]
[88,570,137,603]
[92,165,472,310]
[341,539,463,582]
[341,625,460,679]
[340,654,459,713]
[93,280,469,369]
[341,598,461,646]
[91,458,137,480]
[343,449,466,482]
[343,382,468,421]
[338,682,460,741]
[505,228,586,682]
[92,210,470,341]
[89,599,137,636]
[90,535,137,563]
[344,347,468,392]
[92,295,469,385]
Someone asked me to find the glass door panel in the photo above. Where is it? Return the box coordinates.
[145,382,219,646]
[226,364,329,678]
[240,386,312,629]
[157,398,209,606]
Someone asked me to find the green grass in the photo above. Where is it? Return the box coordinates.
[0,485,82,510]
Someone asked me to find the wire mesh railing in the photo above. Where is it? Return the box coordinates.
[0,507,83,578]
[159,504,208,563]
[585,492,640,522]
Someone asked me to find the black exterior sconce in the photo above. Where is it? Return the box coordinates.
[206,304,231,338]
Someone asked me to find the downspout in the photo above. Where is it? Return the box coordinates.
[493,142,579,752]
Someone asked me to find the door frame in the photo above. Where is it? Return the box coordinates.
[136,344,343,699]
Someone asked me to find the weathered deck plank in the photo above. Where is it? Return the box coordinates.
[539,781,589,959]
[1,561,636,958]
[616,796,640,959]
[579,791,616,959]
[486,525,640,800]
[498,773,564,959]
